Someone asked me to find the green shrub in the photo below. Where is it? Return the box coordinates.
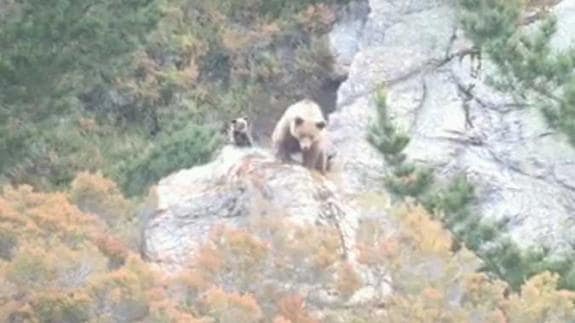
[367,87,432,198]
[386,165,433,198]
[367,88,409,166]
[117,124,221,196]
[423,175,474,214]
[5,250,53,290]
[32,293,91,323]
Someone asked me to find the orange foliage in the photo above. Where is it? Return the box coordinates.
[204,226,269,275]
[503,272,575,322]
[464,273,507,308]
[202,287,263,323]
[3,185,97,239]
[221,227,269,260]
[173,269,211,293]
[357,235,400,267]
[195,244,225,275]
[94,234,129,263]
[298,4,336,33]
[0,196,26,225]
[70,171,133,223]
[277,294,318,323]
[335,262,363,298]
[3,177,574,323]
[399,204,452,255]
[291,225,341,270]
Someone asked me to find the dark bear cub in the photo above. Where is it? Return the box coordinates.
[228,117,253,147]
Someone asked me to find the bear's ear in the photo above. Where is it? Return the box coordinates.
[316,121,326,130]
[294,117,304,126]
[231,119,237,124]
[243,117,248,122]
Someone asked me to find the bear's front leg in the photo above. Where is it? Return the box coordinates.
[274,142,294,162]
[302,148,320,172]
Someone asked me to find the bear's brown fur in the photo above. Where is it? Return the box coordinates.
[271,99,332,174]
[228,117,253,147]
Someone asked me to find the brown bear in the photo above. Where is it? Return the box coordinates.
[271,99,333,174]
[228,117,253,147]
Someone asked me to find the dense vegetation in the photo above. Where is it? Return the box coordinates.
[1,175,573,322]
[0,0,347,195]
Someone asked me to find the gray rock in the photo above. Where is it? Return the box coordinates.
[143,145,359,270]
[329,0,370,75]
[329,0,575,250]
[551,0,575,51]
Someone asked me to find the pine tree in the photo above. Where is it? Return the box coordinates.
[457,0,575,145]
[367,87,433,198]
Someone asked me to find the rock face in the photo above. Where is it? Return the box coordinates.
[328,0,575,250]
[143,146,358,269]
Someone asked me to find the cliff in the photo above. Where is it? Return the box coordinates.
[329,0,575,251]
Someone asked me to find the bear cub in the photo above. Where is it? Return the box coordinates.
[272,99,334,174]
[228,117,253,147]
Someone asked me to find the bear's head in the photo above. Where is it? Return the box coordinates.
[230,117,249,133]
[290,116,326,151]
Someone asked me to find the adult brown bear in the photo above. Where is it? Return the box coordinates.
[271,99,333,174]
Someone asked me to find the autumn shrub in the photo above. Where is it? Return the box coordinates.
[5,185,94,230]
[69,171,143,252]
[276,294,318,323]
[0,185,183,322]
[334,262,363,298]
[4,246,53,290]
[353,200,575,322]
[166,217,348,321]
[200,288,263,323]
[503,272,575,322]
[31,292,91,323]
[2,180,575,322]
[88,261,153,322]
[166,205,575,321]
[70,171,134,225]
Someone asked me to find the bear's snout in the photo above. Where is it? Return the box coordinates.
[299,138,312,150]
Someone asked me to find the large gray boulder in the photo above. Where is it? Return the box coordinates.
[328,0,575,250]
[142,146,358,270]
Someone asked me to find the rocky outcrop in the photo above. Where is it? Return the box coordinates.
[328,0,575,251]
[143,146,358,270]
